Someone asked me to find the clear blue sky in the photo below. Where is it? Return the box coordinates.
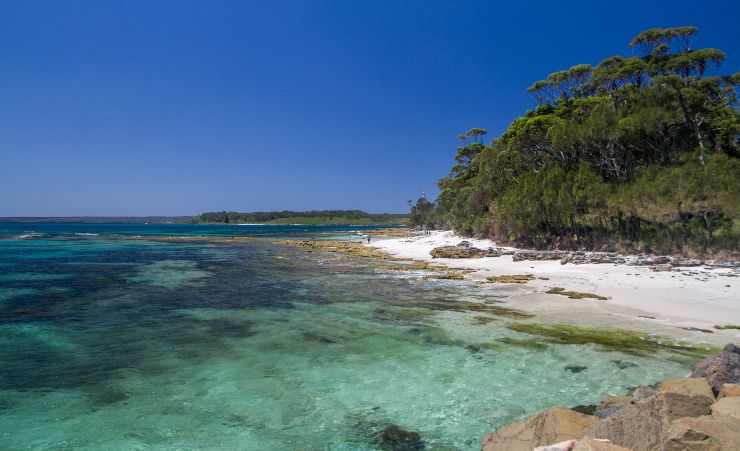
[1,0,738,216]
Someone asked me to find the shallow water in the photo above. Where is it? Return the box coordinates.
[0,223,697,449]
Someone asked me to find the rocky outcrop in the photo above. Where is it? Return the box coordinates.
[663,414,740,450]
[572,438,631,450]
[582,391,713,450]
[711,396,740,421]
[631,386,657,403]
[657,378,715,403]
[513,250,564,262]
[483,346,740,451]
[430,244,489,258]
[690,343,740,395]
[482,407,599,451]
[717,383,740,399]
[560,253,626,265]
[594,396,633,419]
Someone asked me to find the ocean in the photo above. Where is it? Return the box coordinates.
[0,223,694,449]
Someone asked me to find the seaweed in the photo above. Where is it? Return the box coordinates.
[507,322,718,357]
[546,287,607,300]
[714,324,740,330]
[486,274,535,284]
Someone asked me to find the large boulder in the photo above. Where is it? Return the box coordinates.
[717,383,740,399]
[691,344,740,395]
[593,396,633,419]
[658,378,715,403]
[663,414,740,450]
[631,386,657,403]
[573,438,631,451]
[583,391,713,451]
[711,397,740,421]
[482,407,599,451]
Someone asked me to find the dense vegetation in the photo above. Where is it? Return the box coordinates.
[187,210,408,225]
[416,27,738,255]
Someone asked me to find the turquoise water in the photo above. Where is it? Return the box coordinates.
[0,223,694,449]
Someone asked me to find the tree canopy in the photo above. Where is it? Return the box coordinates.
[426,27,738,254]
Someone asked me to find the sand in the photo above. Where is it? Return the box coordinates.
[367,230,740,341]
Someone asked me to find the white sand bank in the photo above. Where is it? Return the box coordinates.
[368,231,740,341]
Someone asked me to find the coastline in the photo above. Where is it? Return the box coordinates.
[366,230,740,342]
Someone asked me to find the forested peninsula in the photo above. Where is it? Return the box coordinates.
[414,27,738,255]
[186,210,408,225]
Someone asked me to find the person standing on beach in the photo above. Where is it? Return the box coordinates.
[367,235,371,243]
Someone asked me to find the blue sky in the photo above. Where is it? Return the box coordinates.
[1,0,738,216]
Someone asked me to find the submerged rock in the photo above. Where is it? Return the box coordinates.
[376,424,424,450]
[610,360,638,370]
[690,343,740,395]
[565,365,588,373]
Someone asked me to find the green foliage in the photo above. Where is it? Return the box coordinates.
[188,210,408,225]
[431,26,739,254]
[408,197,435,228]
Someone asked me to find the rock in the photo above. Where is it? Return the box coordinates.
[534,440,578,450]
[611,360,638,370]
[663,414,740,450]
[572,438,631,451]
[658,378,715,403]
[376,424,423,450]
[430,245,491,258]
[597,396,633,411]
[457,240,471,248]
[512,250,564,262]
[717,383,740,399]
[652,263,673,272]
[671,259,702,267]
[594,396,632,419]
[594,407,626,419]
[711,396,740,421]
[691,343,740,395]
[583,391,713,450]
[572,405,597,415]
[630,255,671,266]
[631,386,657,403]
[560,252,621,265]
[482,407,598,451]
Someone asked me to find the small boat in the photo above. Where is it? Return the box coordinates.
[349,232,367,239]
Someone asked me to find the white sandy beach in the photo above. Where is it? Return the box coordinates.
[368,231,740,343]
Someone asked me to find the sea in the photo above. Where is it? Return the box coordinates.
[0,223,696,449]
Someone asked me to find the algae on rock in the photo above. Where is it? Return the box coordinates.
[546,287,608,300]
[507,323,718,357]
